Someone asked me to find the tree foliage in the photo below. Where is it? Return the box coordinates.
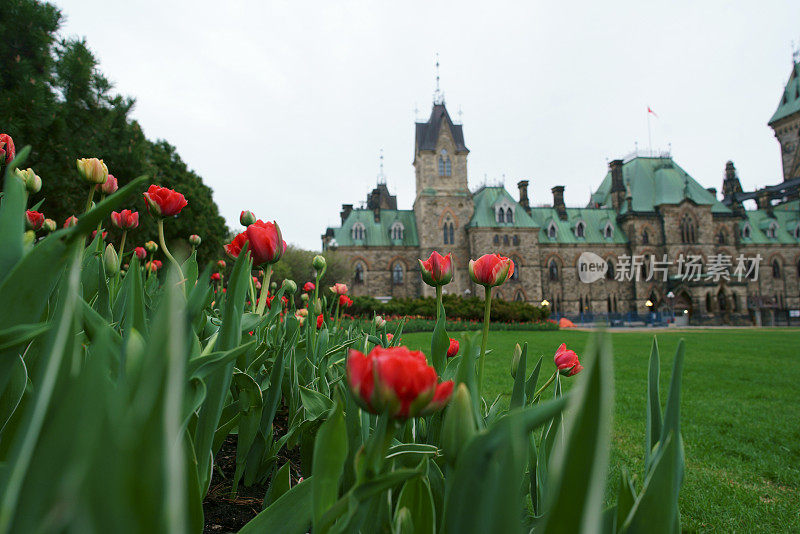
[0,0,229,265]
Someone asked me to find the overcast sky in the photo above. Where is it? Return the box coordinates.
[55,0,800,250]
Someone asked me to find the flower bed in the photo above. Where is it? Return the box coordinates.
[0,139,686,533]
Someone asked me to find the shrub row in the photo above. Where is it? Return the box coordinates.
[349,294,551,323]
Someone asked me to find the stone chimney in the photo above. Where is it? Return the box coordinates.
[517,180,531,213]
[706,187,717,199]
[756,189,773,215]
[722,161,743,200]
[340,204,353,224]
[551,185,567,220]
[373,207,381,223]
[609,159,625,212]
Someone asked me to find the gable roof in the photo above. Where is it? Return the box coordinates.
[468,186,537,228]
[589,156,732,214]
[329,209,419,247]
[769,61,800,125]
[415,103,469,153]
[531,207,628,244]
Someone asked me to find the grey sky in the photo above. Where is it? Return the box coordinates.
[54,0,800,250]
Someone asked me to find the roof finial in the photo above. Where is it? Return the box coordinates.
[433,52,444,105]
[793,40,800,63]
[377,148,386,184]
[456,105,463,124]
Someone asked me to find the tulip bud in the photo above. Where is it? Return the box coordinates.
[313,298,322,315]
[15,168,42,194]
[189,234,202,247]
[125,329,147,380]
[511,343,522,378]
[374,315,386,329]
[76,157,109,185]
[101,174,118,195]
[42,218,57,233]
[104,244,119,275]
[270,281,277,291]
[145,240,158,253]
[25,210,44,231]
[63,215,79,228]
[282,279,297,294]
[217,260,226,271]
[300,293,309,302]
[441,383,476,465]
[134,247,147,260]
[240,210,256,226]
[312,254,327,276]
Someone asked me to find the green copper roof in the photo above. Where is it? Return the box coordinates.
[590,157,732,214]
[331,209,419,247]
[739,210,800,244]
[468,187,538,228]
[769,62,800,125]
[531,207,628,244]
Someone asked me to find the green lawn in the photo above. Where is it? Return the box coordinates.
[401,328,800,532]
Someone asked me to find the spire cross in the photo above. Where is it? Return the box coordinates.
[377,149,386,184]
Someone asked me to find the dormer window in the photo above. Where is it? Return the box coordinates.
[390,221,404,240]
[495,201,514,224]
[351,222,366,241]
[575,221,585,238]
[603,222,614,239]
[547,221,557,239]
[793,224,800,239]
[766,221,779,239]
[742,223,751,239]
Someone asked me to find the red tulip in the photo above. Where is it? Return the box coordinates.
[303,282,315,292]
[63,215,79,228]
[91,229,108,241]
[316,314,324,329]
[101,174,118,195]
[339,295,353,308]
[419,251,454,287]
[25,210,45,231]
[211,272,222,282]
[110,209,139,230]
[554,343,583,376]
[217,260,226,270]
[134,247,147,260]
[386,333,394,343]
[468,253,514,287]
[329,283,348,295]
[143,185,188,217]
[447,338,459,358]
[224,232,248,260]
[0,134,15,164]
[346,346,454,419]
[146,260,163,272]
[245,220,286,266]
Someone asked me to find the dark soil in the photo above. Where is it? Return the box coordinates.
[203,409,302,533]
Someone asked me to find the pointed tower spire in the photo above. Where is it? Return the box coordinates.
[377,148,386,184]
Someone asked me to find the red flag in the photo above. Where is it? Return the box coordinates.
[647,106,658,118]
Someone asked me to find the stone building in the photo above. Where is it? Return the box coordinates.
[322,60,800,325]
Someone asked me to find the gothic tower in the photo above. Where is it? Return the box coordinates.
[413,99,474,297]
[768,59,800,181]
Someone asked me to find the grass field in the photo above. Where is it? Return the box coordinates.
[401,328,800,532]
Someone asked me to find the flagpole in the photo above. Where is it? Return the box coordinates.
[647,109,652,154]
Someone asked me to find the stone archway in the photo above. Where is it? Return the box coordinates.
[673,290,693,325]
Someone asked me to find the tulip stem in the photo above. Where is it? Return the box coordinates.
[157,219,183,282]
[248,275,257,313]
[435,286,442,320]
[84,185,96,214]
[118,230,127,268]
[477,285,492,395]
[534,370,559,400]
[255,264,273,316]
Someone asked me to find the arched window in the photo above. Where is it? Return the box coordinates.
[766,222,779,239]
[716,229,726,244]
[548,259,559,282]
[742,223,751,239]
[448,222,454,244]
[705,293,713,312]
[604,223,614,239]
[575,221,585,238]
[392,263,404,285]
[606,259,615,280]
[438,156,445,176]
[732,293,739,312]
[680,215,696,244]
[351,222,366,241]
[497,209,505,223]
[493,234,499,245]
[354,262,365,284]
[547,222,557,239]
[443,220,454,244]
[445,157,452,176]
[512,235,519,246]
[503,235,509,246]
[772,259,781,278]
[390,222,404,240]
[510,257,520,280]
[797,258,800,277]
[506,208,514,223]
[514,291,524,302]
[641,229,649,244]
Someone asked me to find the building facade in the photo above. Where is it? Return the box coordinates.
[322,61,800,324]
